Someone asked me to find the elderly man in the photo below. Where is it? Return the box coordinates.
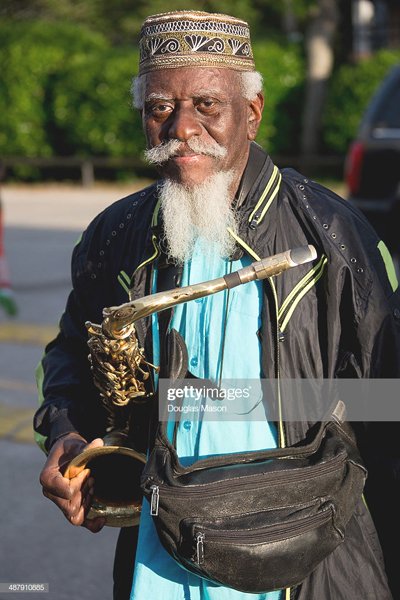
[35,10,400,600]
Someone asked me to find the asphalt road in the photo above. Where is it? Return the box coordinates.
[0,183,149,600]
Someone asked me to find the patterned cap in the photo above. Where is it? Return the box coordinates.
[139,11,255,75]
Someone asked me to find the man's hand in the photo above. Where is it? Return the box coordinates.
[39,432,105,533]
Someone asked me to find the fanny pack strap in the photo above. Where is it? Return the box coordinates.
[156,400,348,474]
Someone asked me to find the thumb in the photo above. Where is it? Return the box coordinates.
[85,437,104,450]
[64,438,105,479]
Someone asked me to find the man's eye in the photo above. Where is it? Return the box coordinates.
[148,103,173,116]
[197,99,218,112]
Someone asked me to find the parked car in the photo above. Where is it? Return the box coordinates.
[345,65,400,259]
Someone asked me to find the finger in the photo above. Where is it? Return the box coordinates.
[41,467,90,499]
[82,477,95,498]
[43,490,83,521]
[68,505,86,526]
[66,502,105,531]
[67,469,92,496]
[59,438,103,476]
[42,473,90,511]
[44,480,85,506]
[85,438,104,449]
[82,492,91,510]
[82,517,106,533]
[58,459,84,478]
[64,462,87,479]
[40,470,73,500]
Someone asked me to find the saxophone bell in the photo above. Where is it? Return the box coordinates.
[64,431,146,527]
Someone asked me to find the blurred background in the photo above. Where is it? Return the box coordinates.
[0,1,399,599]
[1,0,400,181]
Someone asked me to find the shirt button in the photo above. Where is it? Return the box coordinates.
[183,421,192,431]
[190,357,198,367]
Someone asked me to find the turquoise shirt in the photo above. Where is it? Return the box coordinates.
[130,239,282,600]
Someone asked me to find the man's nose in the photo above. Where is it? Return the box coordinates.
[167,105,202,141]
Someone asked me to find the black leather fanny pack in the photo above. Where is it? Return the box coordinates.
[141,402,367,593]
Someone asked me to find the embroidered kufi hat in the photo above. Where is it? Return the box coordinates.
[139,11,255,75]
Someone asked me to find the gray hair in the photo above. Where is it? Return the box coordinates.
[131,71,263,110]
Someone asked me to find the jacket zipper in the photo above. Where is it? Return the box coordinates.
[147,453,345,516]
[267,276,285,447]
[249,171,282,229]
[222,231,285,445]
[194,507,333,564]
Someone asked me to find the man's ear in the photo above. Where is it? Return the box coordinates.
[247,93,264,140]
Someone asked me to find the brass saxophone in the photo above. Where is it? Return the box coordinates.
[65,245,317,527]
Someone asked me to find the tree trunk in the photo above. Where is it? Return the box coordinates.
[301,0,339,159]
[282,0,300,42]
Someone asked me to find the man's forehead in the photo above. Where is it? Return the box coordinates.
[144,67,239,97]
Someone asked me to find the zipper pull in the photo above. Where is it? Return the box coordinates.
[249,215,259,230]
[150,485,159,516]
[195,532,205,565]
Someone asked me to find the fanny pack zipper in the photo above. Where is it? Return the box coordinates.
[147,453,345,516]
[194,506,333,565]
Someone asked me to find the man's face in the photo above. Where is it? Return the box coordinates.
[142,67,263,190]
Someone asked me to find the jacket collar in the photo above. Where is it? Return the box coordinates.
[229,143,281,260]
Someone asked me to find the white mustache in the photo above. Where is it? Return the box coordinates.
[144,138,227,165]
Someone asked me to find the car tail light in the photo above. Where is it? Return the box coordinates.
[345,141,364,196]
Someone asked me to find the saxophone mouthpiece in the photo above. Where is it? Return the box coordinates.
[288,245,318,267]
[230,245,318,286]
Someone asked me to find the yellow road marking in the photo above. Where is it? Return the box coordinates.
[0,378,37,392]
[0,323,58,346]
[13,422,36,444]
[0,403,36,444]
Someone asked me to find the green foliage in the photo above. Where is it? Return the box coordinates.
[51,49,144,157]
[0,19,108,157]
[0,17,107,49]
[1,0,260,43]
[323,50,400,153]
[1,0,319,44]
[254,40,305,154]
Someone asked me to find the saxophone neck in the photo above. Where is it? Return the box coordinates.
[101,276,227,338]
[100,245,317,339]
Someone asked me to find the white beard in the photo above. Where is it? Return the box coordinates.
[160,170,238,264]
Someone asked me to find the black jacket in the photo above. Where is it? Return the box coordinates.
[34,146,400,599]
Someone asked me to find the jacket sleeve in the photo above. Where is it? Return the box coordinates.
[33,227,108,453]
[356,240,400,379]
[350,238,400,595]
